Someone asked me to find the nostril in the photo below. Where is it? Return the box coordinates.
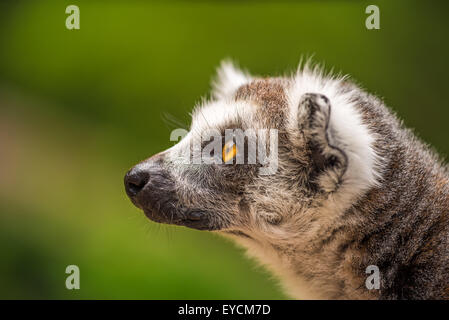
[127,179,145,195]
[124,170,150,197]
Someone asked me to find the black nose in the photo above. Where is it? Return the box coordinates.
[124,168,150,197]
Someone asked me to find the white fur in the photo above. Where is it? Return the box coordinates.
[211,60,252,100]
[191,100,257,132]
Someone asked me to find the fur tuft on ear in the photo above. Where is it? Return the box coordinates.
[299,93,348,193]
[211,60,252,100]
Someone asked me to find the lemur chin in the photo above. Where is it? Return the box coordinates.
[125,60,449,300]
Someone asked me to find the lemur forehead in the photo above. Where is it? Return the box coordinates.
[235,78,290,127]
[191,78,289,133]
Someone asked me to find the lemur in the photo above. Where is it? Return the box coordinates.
[124,61,449,299]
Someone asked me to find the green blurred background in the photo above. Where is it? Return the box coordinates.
[0,0,448,299]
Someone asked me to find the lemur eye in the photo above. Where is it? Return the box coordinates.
[222,140,238,163]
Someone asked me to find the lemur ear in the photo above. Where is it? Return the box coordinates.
[211,60,252,100]
[299,93,348,193]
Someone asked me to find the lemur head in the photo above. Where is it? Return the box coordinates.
[125,61,381,243]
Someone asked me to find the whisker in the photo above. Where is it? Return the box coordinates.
[161,111,189,130]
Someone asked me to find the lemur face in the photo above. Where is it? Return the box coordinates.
[125,62,380,241]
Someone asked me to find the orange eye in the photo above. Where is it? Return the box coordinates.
[222,141,237,163]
